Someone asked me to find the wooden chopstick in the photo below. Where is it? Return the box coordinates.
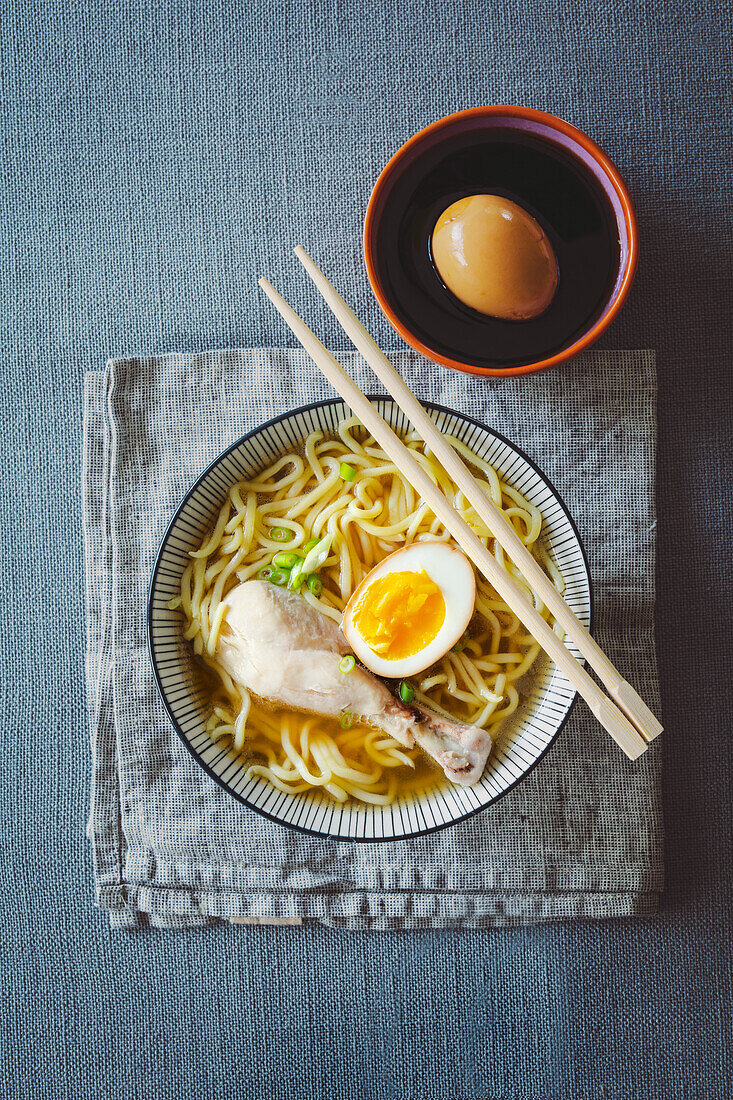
[293,246,663,747]
[258,275,649,760]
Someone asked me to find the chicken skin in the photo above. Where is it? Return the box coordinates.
[215,580,493,786]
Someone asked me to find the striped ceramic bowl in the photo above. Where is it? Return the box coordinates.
[148,398,591,841]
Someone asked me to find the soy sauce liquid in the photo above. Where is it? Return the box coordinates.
[375,128,621,370]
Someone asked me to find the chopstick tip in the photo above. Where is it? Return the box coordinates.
[258,277,280,303]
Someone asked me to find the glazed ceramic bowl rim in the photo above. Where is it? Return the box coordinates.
[148,396,593,842]
[363,105,639,377]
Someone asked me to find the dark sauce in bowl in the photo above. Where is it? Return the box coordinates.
[368,127,622,371]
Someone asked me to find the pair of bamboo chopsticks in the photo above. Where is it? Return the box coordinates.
[259,247,663,759]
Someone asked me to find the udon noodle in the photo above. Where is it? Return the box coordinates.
[169,417,564,804]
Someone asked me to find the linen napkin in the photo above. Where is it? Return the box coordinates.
[83,348,663,930]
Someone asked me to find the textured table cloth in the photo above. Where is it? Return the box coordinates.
[84,347,662,929]
[5,0,732,1094]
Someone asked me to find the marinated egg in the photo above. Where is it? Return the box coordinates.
[431,194,559,321]
[341,543,475,679]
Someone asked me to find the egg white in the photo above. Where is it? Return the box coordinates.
[341,543,476,679]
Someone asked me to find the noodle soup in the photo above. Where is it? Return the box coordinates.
[168,417,564,805]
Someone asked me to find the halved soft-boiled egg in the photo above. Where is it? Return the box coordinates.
[341,543,475,679]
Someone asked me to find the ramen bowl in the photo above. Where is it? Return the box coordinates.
[148,398,591,841]
[364,106,638,376]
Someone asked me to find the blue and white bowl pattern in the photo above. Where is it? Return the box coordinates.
[148,398,591,841]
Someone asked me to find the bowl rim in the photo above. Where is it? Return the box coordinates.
[363,104,639,378]
[147,395,593,842]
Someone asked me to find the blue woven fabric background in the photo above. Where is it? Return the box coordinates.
[2,0,731,1096]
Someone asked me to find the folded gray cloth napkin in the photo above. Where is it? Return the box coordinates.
[83,348,663,930]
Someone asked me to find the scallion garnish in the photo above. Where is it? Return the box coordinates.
[273,551,301,570]
[303,539,320,554]
[399,680,415,704]
[307,574,323,598]
[339,462,356,482]
[451,630,470,653]
[269,569,289,587]
[301,533,333,575]
[338,655,355,674]
[288,560,307,591]
[269,527,292,542]
[257,566,274,580]
[340,712,354,728]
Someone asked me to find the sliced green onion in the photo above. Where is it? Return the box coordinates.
[288,560,307,591]
[399,680,415,704]
[301,533,333,575]
[269,527,292,542]
[307,574,323,598]
[257,566,274,581]
[273,551,301,570]
[451,630,470,653]
[338,655,355,674]
[340,712,354,728]
[339,462,356,482]
[269,569,289,587]
[303,539,320,554]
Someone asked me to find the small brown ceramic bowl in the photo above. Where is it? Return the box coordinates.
[364,106,638,377]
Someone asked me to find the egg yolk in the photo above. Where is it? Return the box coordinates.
[431,194,558,321]
[350,570,446,661]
